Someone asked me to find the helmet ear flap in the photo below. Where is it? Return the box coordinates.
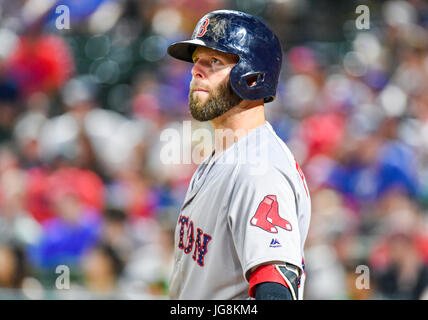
[241,72,266,88]
[229,61,274,101]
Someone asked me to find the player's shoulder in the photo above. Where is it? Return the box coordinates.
[234,158,293,188]
[234,122,296,178]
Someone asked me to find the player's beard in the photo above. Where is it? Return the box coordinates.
[188,78,243,122]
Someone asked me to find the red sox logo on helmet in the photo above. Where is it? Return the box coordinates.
[196,18,209,37]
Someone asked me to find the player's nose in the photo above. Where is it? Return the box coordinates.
[191,59,208,79]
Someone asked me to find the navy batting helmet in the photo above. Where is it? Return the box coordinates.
[167,10,283,103]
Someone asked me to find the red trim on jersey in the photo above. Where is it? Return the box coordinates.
[248,265,289,298]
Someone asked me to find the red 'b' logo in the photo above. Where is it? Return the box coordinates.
[196,18,209,37]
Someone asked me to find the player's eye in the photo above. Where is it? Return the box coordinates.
[211,57,221,65]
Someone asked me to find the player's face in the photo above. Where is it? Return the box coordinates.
[189,47,242,121]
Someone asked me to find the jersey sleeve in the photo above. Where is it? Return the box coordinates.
[227,165,302,282]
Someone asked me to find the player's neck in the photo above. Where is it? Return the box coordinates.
[210,100,266,155]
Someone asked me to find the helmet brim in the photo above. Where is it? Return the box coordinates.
[167,39,235,63]
[167,39,207,63]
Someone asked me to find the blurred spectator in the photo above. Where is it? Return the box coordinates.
[0,84,19,143]
[0,144,42,245]
[100,207,136,262]
[81,242,124,299]
[0,243,27,299]
[5,33,74,98]
[25,166,104,224]
[27,189,102,270]
[374,232,428,299]
[120,218,175,298]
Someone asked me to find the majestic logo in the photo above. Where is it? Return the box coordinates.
[269,238,282,248]
[250,195,292,233]
[177,214,212,267]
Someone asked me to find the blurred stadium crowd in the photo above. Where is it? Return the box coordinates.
[0,0,428,299]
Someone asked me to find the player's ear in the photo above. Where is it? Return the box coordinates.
[245,74,259,87]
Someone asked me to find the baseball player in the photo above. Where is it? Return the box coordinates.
[166,10,311,300]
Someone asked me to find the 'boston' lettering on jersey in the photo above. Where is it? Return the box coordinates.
[178,214,212,267]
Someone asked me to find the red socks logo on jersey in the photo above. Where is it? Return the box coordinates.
[250,195,292,233]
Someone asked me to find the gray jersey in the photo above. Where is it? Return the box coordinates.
[168,121,311,300]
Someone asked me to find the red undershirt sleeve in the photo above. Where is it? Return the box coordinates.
[248,264,289,298]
